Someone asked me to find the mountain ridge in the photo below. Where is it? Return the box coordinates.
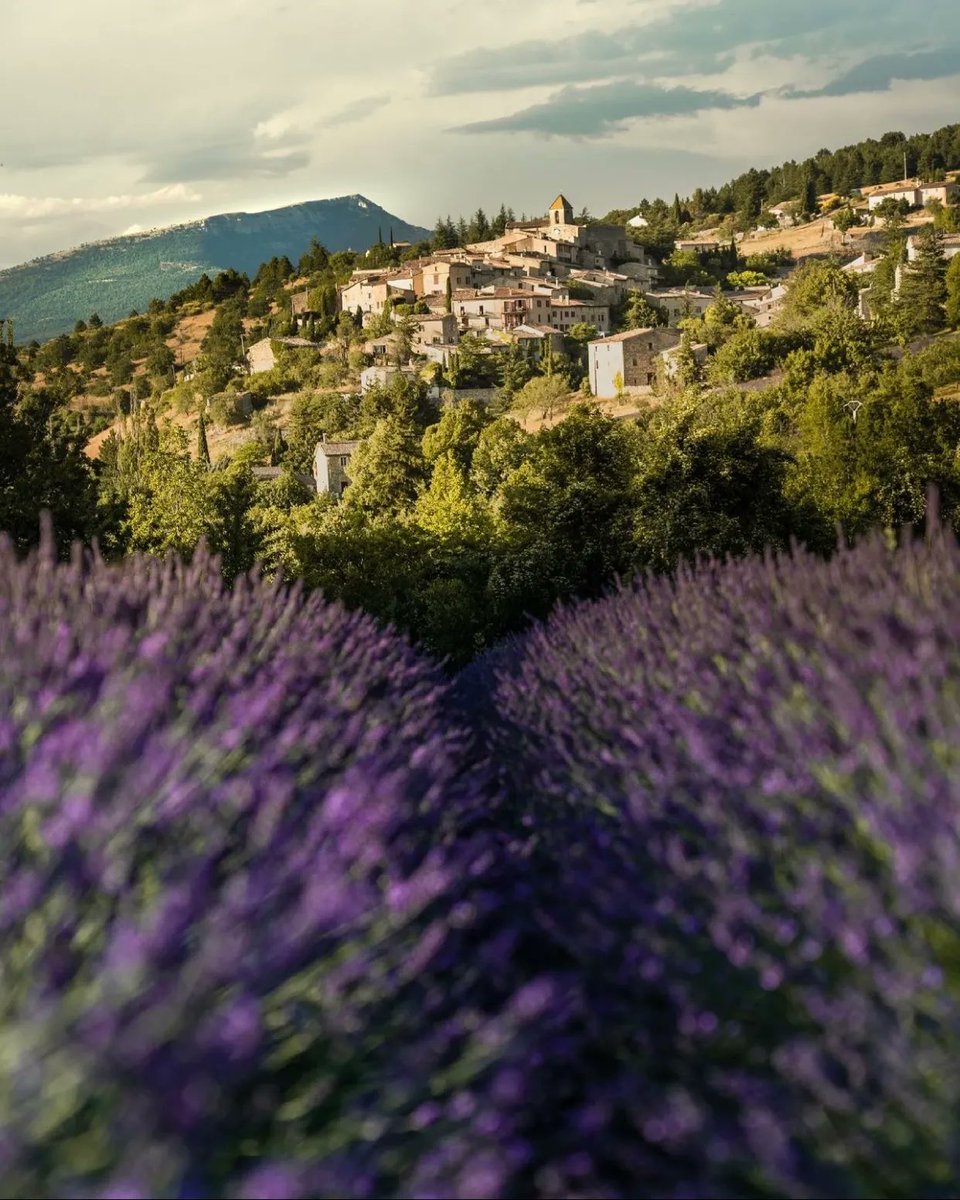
[0,194,430,342]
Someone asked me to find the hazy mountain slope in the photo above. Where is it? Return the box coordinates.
[0,195,429,342]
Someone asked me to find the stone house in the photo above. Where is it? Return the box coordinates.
[362,334,399,361]
[674,238,722,254]
[643,289,716,324]
[547,298,611,333]
[862,179,957,211]
[587,327,681,397]
[616,260,661,289]
[412,311,459,348]
[314,439,361,498]
[919,181,958,207]
[415,259,475,298]
[339,276,416,317]
[659,340,709,381]
[245,336,315,374]
[493,322,565,361]
[455,288,555,330]
[252,465,316,493]
[907,232,960,262]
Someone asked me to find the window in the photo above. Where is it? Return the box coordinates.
[340,456,350,468]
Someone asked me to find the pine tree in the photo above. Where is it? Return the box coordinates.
[197,411,211,465]
[433,216,448,250]
[898,225,947,336]
[492,203,510,237]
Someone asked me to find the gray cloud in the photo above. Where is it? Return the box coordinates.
[141,141,310,184]
[326,95,390,126]
[429,0,956,96]
[456,80,761,137]
[788,47,960,98]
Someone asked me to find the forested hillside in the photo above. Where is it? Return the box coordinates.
[603,121,960,236]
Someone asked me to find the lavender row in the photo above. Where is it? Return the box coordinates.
[478,527,960,1196]
[0,534,529,1198]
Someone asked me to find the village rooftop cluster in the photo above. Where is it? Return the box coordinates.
[241,182,959,496]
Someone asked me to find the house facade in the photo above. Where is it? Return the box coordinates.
[547,298,611,333]
[245,336,315,374]
[907,232,960,262]
[587,327,682,397]
[339,276,416,316]
[644,289,716,323]
[866,180,958,210]
[314,439,361,497]
[411,311,459,346]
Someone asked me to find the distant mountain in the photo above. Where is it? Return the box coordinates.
[0,196,430,342]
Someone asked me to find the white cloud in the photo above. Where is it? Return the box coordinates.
[0,184,202,221]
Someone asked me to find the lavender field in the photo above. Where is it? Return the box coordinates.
[2,524,959,1198]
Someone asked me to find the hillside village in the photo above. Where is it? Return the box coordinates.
[190,175,960,495]
[8,131,960,642]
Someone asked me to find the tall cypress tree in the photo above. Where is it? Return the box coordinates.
[802,174,819,217]
[197,411,211,466]
[445,277,453,314]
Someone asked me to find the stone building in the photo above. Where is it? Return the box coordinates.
[314,438,361,497]
[587,327,681,397]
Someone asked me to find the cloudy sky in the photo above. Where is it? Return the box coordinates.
[1,0,958,266]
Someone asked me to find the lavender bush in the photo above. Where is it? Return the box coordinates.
[476,526,960,1198]
[0,533,522,1198]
